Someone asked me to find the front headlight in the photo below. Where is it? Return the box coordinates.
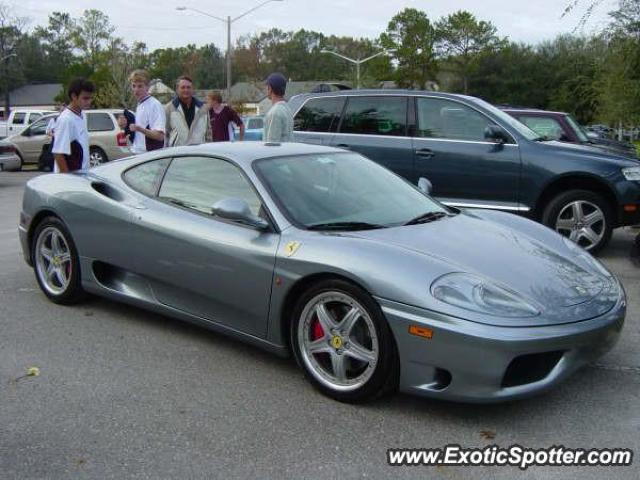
[562,236,612,278]
[431,273,540,318]
[622,167,640,181]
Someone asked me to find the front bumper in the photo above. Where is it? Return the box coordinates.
[0,153,21,171]
[378,286,625,403]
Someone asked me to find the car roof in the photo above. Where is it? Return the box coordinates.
[92,142,350,178]
[289,89,477,102]
[500,106,568,116]
[185,141,343,164]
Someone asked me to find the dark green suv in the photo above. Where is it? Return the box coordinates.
[290,90,640,253]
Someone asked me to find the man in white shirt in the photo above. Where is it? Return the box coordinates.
[127,70,165,154]
[52,79,94,173]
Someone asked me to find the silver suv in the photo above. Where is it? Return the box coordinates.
[0,109,131,171]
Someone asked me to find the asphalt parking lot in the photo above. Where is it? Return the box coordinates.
[1,170,639,479]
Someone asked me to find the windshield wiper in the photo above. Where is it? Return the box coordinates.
[404,211,449,226]
[306,221,385,231]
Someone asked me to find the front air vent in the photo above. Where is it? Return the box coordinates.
[501,351,565,388]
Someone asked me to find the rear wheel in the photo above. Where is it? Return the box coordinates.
[290,279,399,403]
[31,217,85,304]
[89,147,107,167]
[542,189,613,254]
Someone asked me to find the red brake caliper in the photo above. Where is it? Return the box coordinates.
[311,316,325,340]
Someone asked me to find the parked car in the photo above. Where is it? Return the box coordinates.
[0,109,56,138]
[0,142,22,171]
[19,142,625,403]
[0,109,130,171]
[501,107,638,158]
[232,115,264,141]
[290,90,640,253]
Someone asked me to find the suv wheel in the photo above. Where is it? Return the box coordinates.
[542,189,613,254]
[89,147,107,167]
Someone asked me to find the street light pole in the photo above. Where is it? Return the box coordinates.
[177,1,283,100]
[320,49,394,89]
[1,53,16,121]
[227,15,231,101]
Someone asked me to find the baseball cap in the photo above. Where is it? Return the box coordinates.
[266,72,287,95]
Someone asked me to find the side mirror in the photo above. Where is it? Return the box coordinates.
[418,177,432,195]
[484,124,509,144]
[212,198,270,230]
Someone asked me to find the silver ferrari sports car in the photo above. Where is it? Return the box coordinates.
[19,142,625,403]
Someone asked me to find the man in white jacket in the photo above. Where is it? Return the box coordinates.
[165,75,211,146]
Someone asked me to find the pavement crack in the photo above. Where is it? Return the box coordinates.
[589,362,640,374]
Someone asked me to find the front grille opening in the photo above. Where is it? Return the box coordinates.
[431,368,452,391]
[501,351,565,388]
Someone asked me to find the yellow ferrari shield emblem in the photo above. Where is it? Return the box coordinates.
[285,241,301,257]
[331,336,343,349]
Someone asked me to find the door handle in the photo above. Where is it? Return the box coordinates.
[415,148,435,158]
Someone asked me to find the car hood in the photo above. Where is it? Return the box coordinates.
[539,140,640,166]
[347,211,619,326]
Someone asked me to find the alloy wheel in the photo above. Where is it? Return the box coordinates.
[35,226,72,296]
[298,291,379,392]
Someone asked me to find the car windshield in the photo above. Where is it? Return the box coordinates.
[469,98,541,141]
[254,152,448,229]
[565,114,590,142]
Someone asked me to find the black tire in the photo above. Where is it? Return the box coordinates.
[89,147,108,167]
[31,216,85,304]
[290,279,399,403]
[541,189,614,254]
[11,151,23,172]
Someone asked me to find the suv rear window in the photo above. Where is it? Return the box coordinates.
[12,113,26,124]
[294,97,345,133]
[87,112,115,132]
[339,96,407,136]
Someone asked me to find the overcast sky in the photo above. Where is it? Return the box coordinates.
[14,0,617,51]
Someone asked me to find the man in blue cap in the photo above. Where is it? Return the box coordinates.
[264,72,293,142]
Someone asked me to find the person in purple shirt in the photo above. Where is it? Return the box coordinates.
[207,91,245,142]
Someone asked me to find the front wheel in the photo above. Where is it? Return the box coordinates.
[542,189,614,254]
[290,279,399,403]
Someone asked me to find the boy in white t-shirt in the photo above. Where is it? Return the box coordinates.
[52,78,94,173]
[127,69,165,154]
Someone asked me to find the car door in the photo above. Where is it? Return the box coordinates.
[130,155,280,338]
[293,96,345,145]
[19,117,49,161]
[412,96,521,209]
[327,95,413,180]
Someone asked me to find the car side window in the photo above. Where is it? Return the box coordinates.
[339,96,407,136]
[294,97,345,133]
[87,113,115,132]
[158,156,262,218]
[416,98,495,142]
[29,120,48,136]
[123,157,171,196]
[12,113,26,125]
[516,116,565,141]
